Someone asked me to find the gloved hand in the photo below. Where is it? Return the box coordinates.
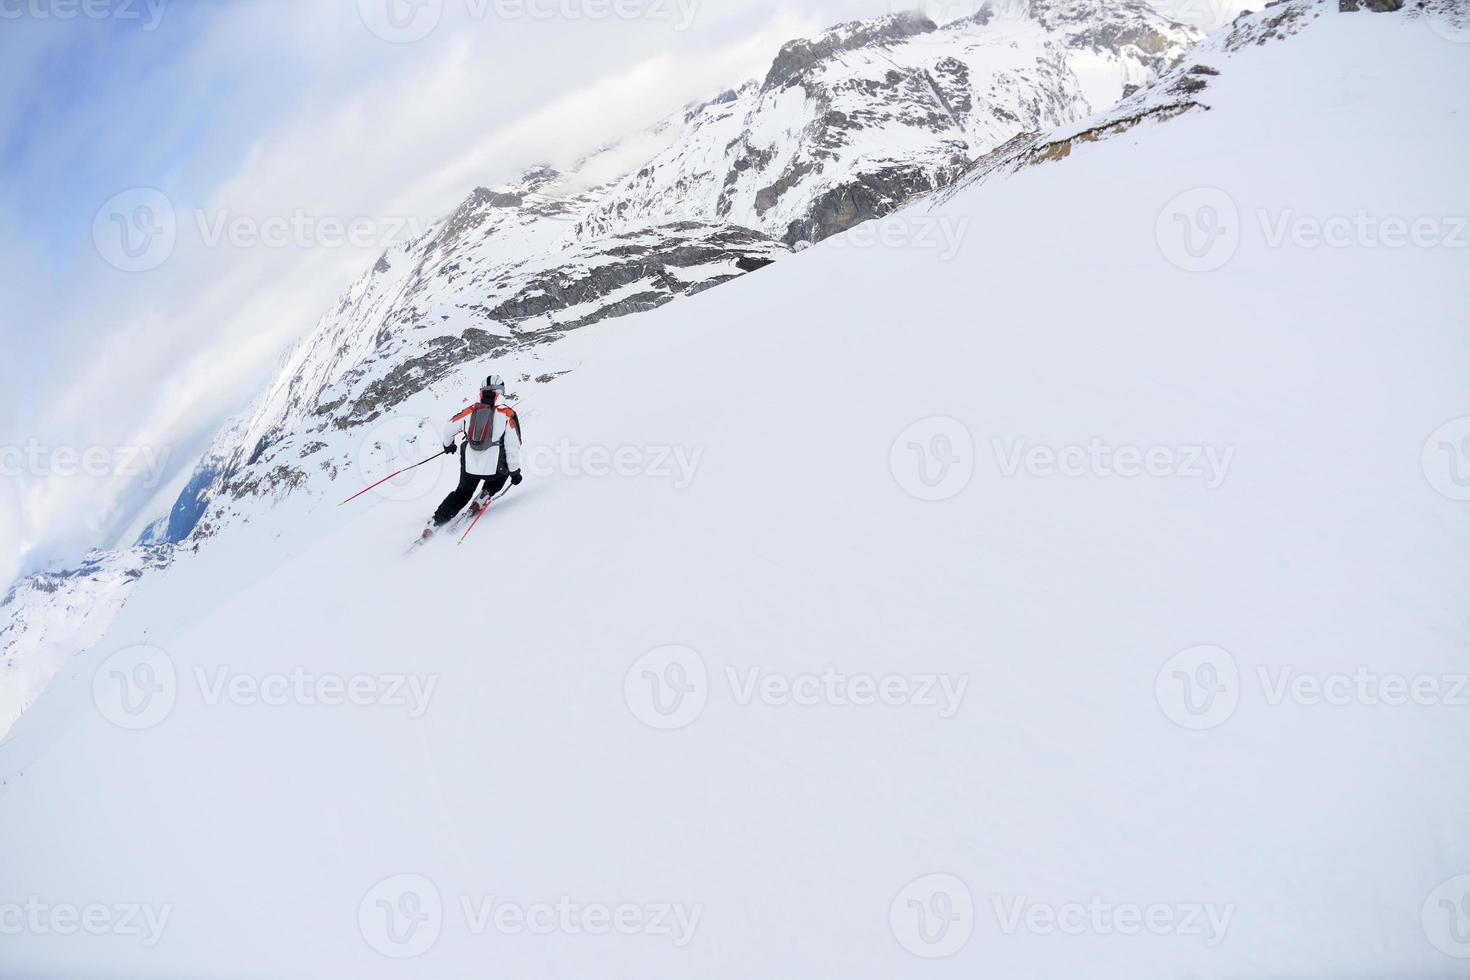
[510,471,523,486]
[443,443,457,456]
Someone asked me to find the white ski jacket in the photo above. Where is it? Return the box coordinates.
[443,402,522,478]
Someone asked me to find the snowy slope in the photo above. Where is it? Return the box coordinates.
[0,545,172,734]
[0,2,1207,739]
[1,2,1467,978]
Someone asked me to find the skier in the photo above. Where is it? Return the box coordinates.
[423,375,523,539]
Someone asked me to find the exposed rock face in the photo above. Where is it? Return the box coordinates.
[1028,0,1194,64]
[762,12,940,91]
[480,222,787,329]
[784,165,956,246]
[1224,0,1314,47]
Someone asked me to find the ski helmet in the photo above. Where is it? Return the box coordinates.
[480,374,506,403]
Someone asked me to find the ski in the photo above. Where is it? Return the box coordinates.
[405,495,491,555]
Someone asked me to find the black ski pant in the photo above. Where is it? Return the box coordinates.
[433,449,509,527]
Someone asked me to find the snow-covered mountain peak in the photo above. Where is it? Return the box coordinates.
[760,11,942,91]
[1028,0,1201,54]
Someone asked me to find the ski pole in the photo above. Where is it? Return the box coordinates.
[339,450,446,506]
[458,484,513,545]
